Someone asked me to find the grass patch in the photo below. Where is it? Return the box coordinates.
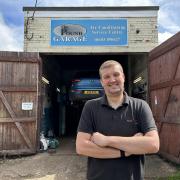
[167,171,180,180]
[158,171,180,180]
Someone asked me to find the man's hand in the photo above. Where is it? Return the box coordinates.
[91,132,144,147]
[91,132,108,147]
[134,132,144,137]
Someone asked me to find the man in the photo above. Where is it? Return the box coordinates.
[76,60,159,180]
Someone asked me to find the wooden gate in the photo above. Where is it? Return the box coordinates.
[149,32,180,164]
[0,52,41,155]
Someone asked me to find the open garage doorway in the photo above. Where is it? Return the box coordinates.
[40,53,148,139]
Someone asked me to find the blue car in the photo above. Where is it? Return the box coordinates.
[69,78,104,102]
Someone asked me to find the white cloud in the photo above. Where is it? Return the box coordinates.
[41,0,154,6]
[158,4,180,34]
[158,31,174,44]
[81,0,153,6]
[0,14,23,51]
[42,0,84,6]
[112,0,153,6]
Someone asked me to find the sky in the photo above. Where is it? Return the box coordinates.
[0,0,179,51]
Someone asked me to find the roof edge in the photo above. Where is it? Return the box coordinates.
[23,6,159,12]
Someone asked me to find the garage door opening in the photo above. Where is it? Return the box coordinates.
[40,53,148,140]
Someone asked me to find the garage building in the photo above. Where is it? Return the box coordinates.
[0,6,159,155]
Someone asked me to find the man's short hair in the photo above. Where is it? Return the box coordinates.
[99,60,124,78]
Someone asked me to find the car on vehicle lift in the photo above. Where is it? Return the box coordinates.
[69,78,104,102]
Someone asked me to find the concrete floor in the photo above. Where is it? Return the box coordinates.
[0,137,178,180]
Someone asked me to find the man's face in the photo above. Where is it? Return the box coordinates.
[100,65,125,97]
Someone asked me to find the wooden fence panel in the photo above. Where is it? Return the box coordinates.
[0,52,41,155]
[149,32,180,164]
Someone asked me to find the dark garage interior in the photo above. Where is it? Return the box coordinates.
[40,54,147,139]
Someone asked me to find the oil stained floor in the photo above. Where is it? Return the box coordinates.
[0,137,178,180]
